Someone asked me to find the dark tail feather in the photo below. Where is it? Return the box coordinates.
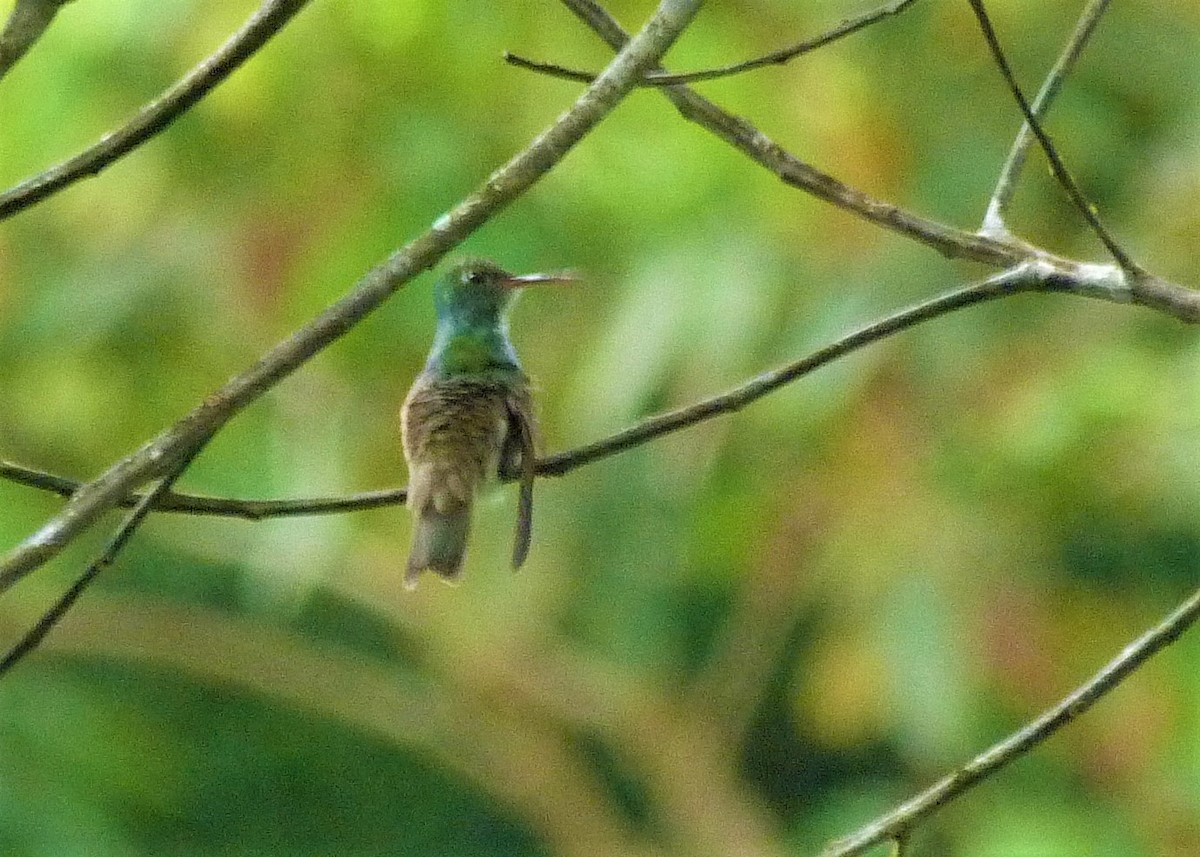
[509,400,537,570]
[512,470,533,570]
[405,506,471,589]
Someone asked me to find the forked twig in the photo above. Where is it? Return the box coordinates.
[0,443,204,675]
[551,0,1024,267]
[550,0,1200,324]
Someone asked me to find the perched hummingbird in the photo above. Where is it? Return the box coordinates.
[400,259,572,589]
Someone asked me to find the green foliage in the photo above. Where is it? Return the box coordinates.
[1,0,1199,854]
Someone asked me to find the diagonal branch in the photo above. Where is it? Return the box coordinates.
[981,0,1112,236]
[0,0,313,222]
[966,0,1140,275]
[0,0,703,593]
[819,579,1200,856]
[506,0,923,87]
[535,267,1036,475]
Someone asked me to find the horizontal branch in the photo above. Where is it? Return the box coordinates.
[0,0,313,221]
[0,0,703,591]
[0,460,407,520]
[9,258,1198,521]
[821,579,1200,856]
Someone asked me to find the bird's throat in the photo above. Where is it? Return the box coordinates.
[427,325,521,377]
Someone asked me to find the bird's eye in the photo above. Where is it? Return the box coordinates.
[465,270,483,285]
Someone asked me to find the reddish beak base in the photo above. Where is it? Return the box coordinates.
[501,272,578,288]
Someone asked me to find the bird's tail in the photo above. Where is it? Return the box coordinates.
[405,504,472,589]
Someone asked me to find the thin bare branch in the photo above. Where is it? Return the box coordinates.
[11,257,1200,521]
[0,0,76,82]
[503,54,594,85]
[0,0,312,221]
[982,0,1112,236]
[1,267,1041,521]
[0,0,704,592]
[967,0,1140,274]
[0,441,203,675]
[507,0,923,86]
[0,460,407,519]
[537,268,1036,476]
[820,580,1200,856]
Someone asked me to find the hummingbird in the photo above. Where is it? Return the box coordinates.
[400,258,572,589]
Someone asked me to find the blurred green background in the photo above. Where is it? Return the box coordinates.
[1,0,1200,854]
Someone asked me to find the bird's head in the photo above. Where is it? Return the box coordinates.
[434,259,573,329]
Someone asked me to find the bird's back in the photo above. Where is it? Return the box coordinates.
[401,371,530,513]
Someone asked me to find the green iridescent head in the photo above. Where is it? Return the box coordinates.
[435,259,521,329]
[426,259,574,374]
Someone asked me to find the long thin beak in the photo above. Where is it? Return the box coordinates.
[501,271,578,288]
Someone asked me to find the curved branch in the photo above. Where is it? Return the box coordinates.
[0,0,703,591]
[821,580,1200,856]
[15,259,1200,521]
[506,0,922,87]
[0,0,313,222]
[536,267,1034,475]
[1,266,1039,520]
